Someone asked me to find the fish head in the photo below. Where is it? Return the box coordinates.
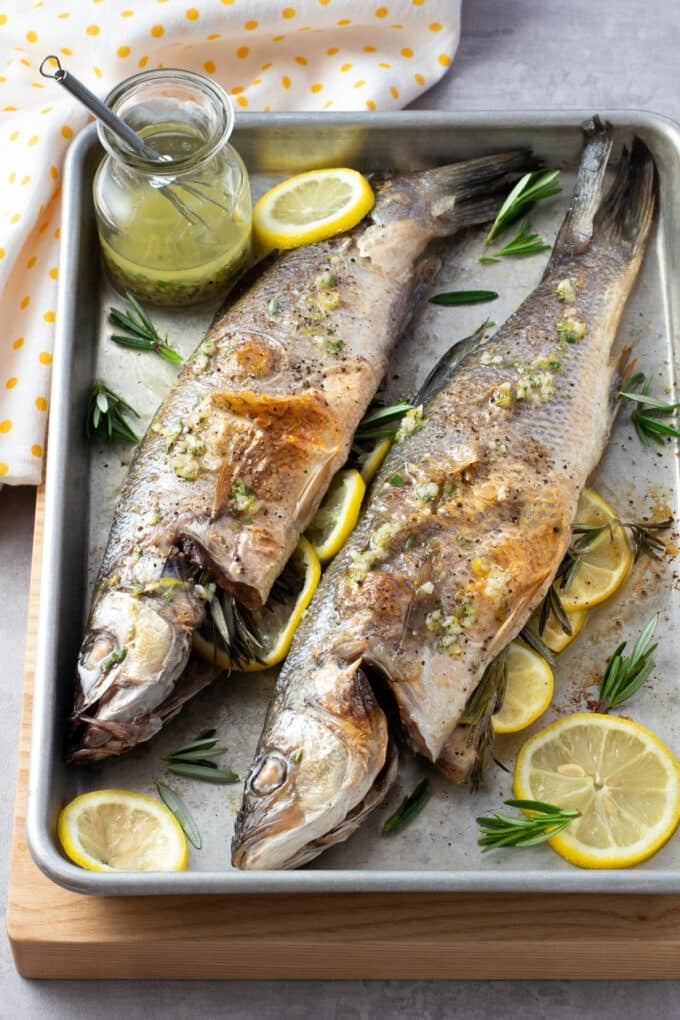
[70,588,197,759]
[232,659,392,869]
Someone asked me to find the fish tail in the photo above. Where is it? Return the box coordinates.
[410,150,535,234]
[548,118,657,264]
[549,115,614,259]
[593,136,657,254]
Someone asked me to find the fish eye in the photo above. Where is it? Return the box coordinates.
[247,751,289,796]
[80,630,115,669]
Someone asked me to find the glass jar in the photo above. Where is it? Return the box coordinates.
[93,69,252,306]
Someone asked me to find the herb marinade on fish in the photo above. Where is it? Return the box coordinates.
[70,150,532,760]
[232,120,657,870]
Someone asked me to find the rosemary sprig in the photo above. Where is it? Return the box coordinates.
[464,651,507,790]
[155,780,202,849]
[163,731,239,784]
[538,582,572,639]
[354,400,414,443]
[624,517,673,561]
[477,799,580,851]
[85,380,140,444]
[485,169,561,244]
[619,373,680,447]
[429,290,498,306]
[207,591,262,667]
[540,512,673,639]
[558,521,613,593]
[382,778,431,834]
[109,292,184,364]
[480,220,552,264]
[595,614,658,713]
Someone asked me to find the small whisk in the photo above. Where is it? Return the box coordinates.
[39,55,232,228]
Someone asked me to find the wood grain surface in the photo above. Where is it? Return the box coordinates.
[7,490,680,980]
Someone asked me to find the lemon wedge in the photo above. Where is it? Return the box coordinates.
[193,537,321,672]
[305,468,366,564]
[357,438,392,485]
[556,489,632,612]
[491,641,554,734]
[58,789,188,872]
[253,168,375,250]
[514,713,680,868]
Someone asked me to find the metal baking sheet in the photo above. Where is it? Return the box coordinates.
[26,111,680,895]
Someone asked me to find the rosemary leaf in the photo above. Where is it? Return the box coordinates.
[165,735,218,758]
[596,614,658,713]
[519,626,556,668]
[85,380,140,444]
[355,400,414,442]
[383,778,431,834]
[164,746,229,763]
[477,799,580,851]
[481,220,552,264]
[430,290,498,306]
[543,584,572,637]
[155,780,202,849]
[485,170,561,243]
[165,761,240,784]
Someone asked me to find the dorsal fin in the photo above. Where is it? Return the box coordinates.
[414,321,489,406]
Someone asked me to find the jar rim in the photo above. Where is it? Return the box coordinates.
[98,68,235,175]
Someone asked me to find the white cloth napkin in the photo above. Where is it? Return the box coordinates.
[0,0,460,485]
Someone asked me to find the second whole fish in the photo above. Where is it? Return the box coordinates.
[232,119,657,869]
[69,148,532,760]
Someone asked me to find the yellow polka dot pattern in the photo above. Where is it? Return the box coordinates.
[0,0,459,485]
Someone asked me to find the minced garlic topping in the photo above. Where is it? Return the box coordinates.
[555,278,576,304]
[395,405,424,442]
[348,522,398,583]
[558,317,587,343]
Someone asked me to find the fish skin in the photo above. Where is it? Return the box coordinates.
[232,120,657,869]
[70,151,532,760]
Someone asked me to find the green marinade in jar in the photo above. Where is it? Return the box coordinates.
[93,70,252,306]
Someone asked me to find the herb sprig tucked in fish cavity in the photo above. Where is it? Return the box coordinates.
[69,149,534,760]
[232,118,657,869]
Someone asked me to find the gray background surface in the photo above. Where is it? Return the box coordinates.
[2,0,679,1015]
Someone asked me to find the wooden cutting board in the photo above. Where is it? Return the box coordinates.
[8,490,680,979]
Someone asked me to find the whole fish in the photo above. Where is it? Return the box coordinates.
[232,120,657,869]
[70,150,531,760]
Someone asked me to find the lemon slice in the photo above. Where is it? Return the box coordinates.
[527,606,588,654]
[193,537,321,672]
[492,641,554,734]
[357,438,392,485]
[58,789,188,872]
[305,468,366,564]
[556,489,632,612]
[514,713,680,868]
[253,168,375,250]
